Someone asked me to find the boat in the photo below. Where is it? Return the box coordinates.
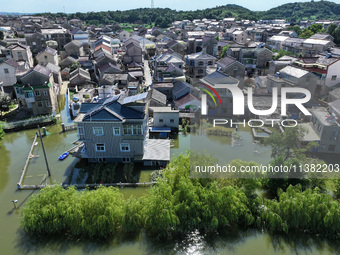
[58,151,69,160]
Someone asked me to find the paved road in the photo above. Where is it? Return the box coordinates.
[143,59,152,87]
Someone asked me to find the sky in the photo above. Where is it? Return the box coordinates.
[2,0,340,14]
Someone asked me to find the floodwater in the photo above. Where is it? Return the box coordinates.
[0,98,339,254]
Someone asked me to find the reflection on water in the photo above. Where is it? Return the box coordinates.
[0,119,339,254]
[190,131,272,165]
[14,227,340,255]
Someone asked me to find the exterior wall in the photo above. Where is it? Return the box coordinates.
[256,50,272,67]
[26,33,46,54]
[232,31,247,44]
[311,115,340,154]
[325,61,340,88]
[119,31,130,42]
[78,120,146,161]
[0,63,17,87]
[221,62,245,88]
[153,111,179,128]
[37,52,58,66]
[12,48,34,67]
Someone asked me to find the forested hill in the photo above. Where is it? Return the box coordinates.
[261,1,340,21]
[37,1,340,27]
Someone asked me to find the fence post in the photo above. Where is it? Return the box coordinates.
[42,127,47,136]
[61,123,65,132]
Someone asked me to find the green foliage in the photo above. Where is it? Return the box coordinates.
[70,62,81,72]
[0,125,4,140]
[21,152,340,240]
[273,49,293,60]
[286,25,302,35]
[264,126,306,160]
[0,95,12,116]
[259,185,340,238]
[220,45,230,59]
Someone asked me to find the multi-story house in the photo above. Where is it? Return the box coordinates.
[294,55,340,96]
[64,40,84,57]
[0,58,19,93]
[217,56,246,88]
[231,30,247,44]
[199,70,240,116]
[36,47,58,66]
[41,28,72,51]
[74,93,170,165]
[238,47,272,74]
[7,43,34,67]
[123,40,142,65]
[14,65,57,115]
[266,35,289,51]
[25,32,47,54]
[267,65,317,99]
[307,107,340,154]
[185,52,216,78]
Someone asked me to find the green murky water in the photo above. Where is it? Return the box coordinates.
[0,97,338,254]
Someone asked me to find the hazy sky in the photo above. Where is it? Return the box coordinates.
[3,0,340,13]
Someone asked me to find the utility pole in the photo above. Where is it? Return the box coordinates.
[38,125,51,177]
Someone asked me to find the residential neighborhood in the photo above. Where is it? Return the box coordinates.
[1,2,340,254]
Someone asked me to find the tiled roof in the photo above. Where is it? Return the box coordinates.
[4,58,20,68]
[33,64,52,77]
[217,56,237,67]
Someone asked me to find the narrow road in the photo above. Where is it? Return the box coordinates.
[143,59,152,87]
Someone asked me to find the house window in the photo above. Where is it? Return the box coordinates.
[96,143,105,152]
[120,143,130,152]
[45,100,51,107]
[24,92,33,98]
[233,66,238,71]
[123,125,133,135]
[37,101,43,107]
[170,119,174,123]
[34,90,40,96]
[113,127,120,136]
[198,61,204,66]
[4,68,9,74]
[78,126,84,135]
[328,145,335,152]
[17,52,23,59]
[159,119,164,123]
[208,61,213,65]
[133,125,142,135]
[93,127,104,136]
[332,75,337,81]
[44,55,48,59]
[43,90,48,96]
[122,157,130,163]
[198,69,204,73]
[32,42,36,45]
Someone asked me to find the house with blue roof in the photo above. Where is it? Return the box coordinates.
[73,93,170,165]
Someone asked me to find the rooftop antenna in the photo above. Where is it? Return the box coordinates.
[151,0,154,8]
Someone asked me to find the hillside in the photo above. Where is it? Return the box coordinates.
[260,1,340,21]
[36,1,340,27]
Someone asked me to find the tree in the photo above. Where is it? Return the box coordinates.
[264,126,306,160]
[69,62,81,72]
[327,23,338,37]
[0,95,11,117]
[287,25,302,36]
[333,25,340,45]
[220,44,230,59]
